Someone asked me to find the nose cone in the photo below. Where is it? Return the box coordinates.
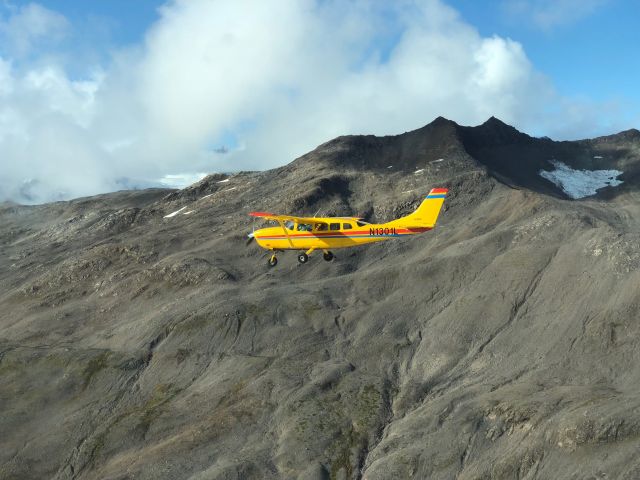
[253,227,279,249]
[252,228,267,248]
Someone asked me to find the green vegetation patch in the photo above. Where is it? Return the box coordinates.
[82,351,112,390]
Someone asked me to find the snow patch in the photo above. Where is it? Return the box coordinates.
[431,158,444,163]
[593,155,603,159]
[163,206,187,218]
[183,210,194,215]
[539,160,623,199]
[200,193,214,200]
[387,165,393,169]
[217,178,230,183]
[414,169,425,174]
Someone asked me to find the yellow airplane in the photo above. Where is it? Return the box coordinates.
[248,188,448,266]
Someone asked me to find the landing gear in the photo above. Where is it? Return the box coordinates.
[268,255,278,267]
[323,251,334,262]
[297,252,309,264]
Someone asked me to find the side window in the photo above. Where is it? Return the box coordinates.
[330,223,340,231]
[297,223,312,232]
[284,220,295,230]
[315,223,328,231]
[343,223,353,230]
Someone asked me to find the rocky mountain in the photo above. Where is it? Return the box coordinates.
[2,117,640,479]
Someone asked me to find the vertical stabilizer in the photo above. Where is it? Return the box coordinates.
[389,188,448,228]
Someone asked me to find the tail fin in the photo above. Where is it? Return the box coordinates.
[390,188,448,228]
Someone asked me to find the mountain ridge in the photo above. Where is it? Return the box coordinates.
[288,116,640,201]
[2,117,640,479]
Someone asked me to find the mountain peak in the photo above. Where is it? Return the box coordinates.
[431,115,457,125]
[618,128,640,140]
[294,115,467,172]
[479,116,523,134]
[591,128,640,144]
[419,116,460,132]
[458,116,530,147]
[483,115,507,126]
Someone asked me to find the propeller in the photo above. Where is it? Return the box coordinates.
[246,216,256,245]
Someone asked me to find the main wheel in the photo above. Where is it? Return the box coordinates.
[268,256,278,267]
[297,252,308,264]
[323,251,334,262]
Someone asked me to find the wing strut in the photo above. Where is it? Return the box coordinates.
[276,219,294,248]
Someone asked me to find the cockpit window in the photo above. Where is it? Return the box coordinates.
[356,220,369,227]
[343,223,353,230]
[297,223,313,232]
[315,223,328,231]
[284,220,295,230]
[330,223,340,231]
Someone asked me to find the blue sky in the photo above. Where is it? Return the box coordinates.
[27,0,161,44]
[1,0,638,203]
[449,0,640,107]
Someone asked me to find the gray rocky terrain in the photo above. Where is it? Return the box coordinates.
[2,117,640,479]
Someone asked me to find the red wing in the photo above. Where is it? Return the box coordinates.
[249,211,276,218]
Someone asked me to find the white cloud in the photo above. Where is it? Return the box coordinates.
[157,173,208,189]
[0,0,632,204]
[0,3,69,56]
[503,0,608,29]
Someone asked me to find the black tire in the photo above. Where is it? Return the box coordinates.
[268,256,278,267]
[323,251,334,262]
[297,252,308,264]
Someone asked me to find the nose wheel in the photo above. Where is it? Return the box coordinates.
[268,254,278,267]
[297,252,309,264]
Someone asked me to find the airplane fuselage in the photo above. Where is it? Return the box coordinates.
[254,220,431,251]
